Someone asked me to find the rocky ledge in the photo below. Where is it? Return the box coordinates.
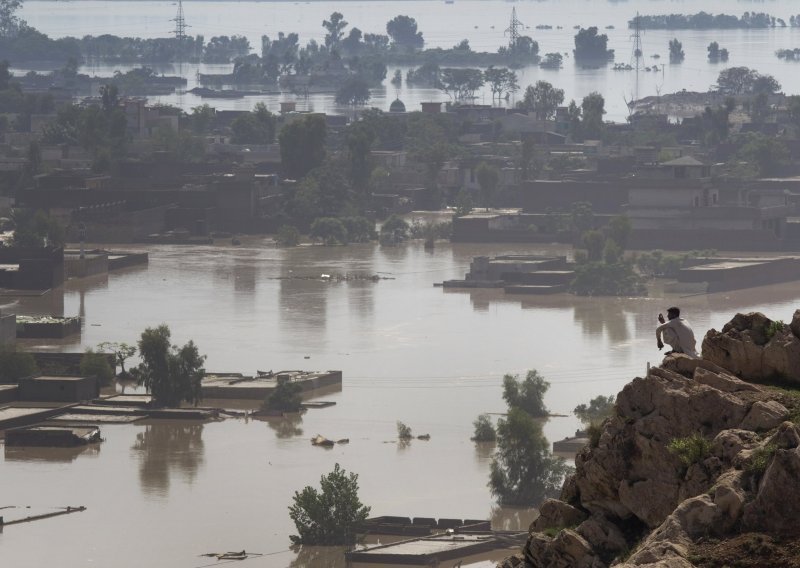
[500,311,800,568]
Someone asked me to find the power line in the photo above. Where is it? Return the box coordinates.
[504,7,524,52]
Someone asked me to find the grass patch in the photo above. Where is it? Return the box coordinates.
[765,320,786,341]
[668,434,711,467]
[747,443,777,475]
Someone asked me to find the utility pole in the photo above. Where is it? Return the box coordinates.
[505,7,524,52]
[630,11,643,104]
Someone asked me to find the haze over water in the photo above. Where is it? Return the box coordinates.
[17,0,800,120]
[3,240,800,566]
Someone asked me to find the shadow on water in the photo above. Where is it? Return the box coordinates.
[4,443,101,463]
[131,422,205,497]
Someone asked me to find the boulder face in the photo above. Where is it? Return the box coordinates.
[500,311,800,568]
[702,310,800,383]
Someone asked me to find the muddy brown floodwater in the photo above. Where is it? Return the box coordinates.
[3,240,800,567]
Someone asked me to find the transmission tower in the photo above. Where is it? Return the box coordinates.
[505,7,524,51]
[630,11,643,103]
[172,0,188,44]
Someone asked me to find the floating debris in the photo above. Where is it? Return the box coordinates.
[416,434,431,441]
[273,273,394,282]
[201,550,263,560]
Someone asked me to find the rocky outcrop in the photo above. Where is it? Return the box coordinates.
[500,311,800,568]
[702,310,800,383]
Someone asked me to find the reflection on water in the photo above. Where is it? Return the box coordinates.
[264,413,304,439]
[573,299,631,343]
[490,506,538,532]
[473,441,496,463]
[131,422,205,497]
[4,443,100,463]
[289,545,347,568]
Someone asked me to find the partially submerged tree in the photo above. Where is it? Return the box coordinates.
[97,341,137,377]
[131,324,206,407]
[263,377,303,413]
[472,414,497,442]
[289,463,371,545]
[668,38,684,63]
[502,370,550,417]
[80,348,114,386]
[0,346,37,382]
[489,407,571,505]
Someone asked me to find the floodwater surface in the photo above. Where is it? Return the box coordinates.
[17,0,800,120]
[3,240,800,567]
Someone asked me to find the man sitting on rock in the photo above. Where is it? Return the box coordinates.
[656,306,698,358]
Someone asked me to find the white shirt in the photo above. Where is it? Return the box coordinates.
[657,317,698,357]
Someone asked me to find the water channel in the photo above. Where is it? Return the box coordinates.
[2,239,800,566]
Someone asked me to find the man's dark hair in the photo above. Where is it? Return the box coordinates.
[667,307,680,317]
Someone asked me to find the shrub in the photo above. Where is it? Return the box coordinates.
[0,347,37,382]
[587,423,603,448]
[80,348,115,386]
[342,216,377,243]
[765,320,786,341]
[289,463,371,545]
[131,324,206,407]
[263,377,303,412]
[569,260,647,296]
[747,443,777,475]
[276,225,300,246]
[310,217,348,245]
[472,414,497,442]
[397,421,413,439]
[668,434,711,467]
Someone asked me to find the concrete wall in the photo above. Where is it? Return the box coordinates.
[679,258,800,292]
[518,180,628,214]
[0,313,15,346]
[18,376,99,402]
[630,228,783,252]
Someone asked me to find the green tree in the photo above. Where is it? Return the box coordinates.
[573,27,613,61]
[80,348,114,386]
[386,15,424,49]
[275,225,300,246]
[11,208,64,248]
[345,121,375,193]
[731,132,789,177]
[574,395,615,426]
[97,341,137,378]
[289,463,371,545]
[131,324,206,407]
[570,201,594,234]
[322,12,347,49]
[310,217,348,245]
[484,66,519,102]
[489,407,571,506]
[668,38,684,63]
[279,114,327,179]
[0,0,23,38]
[472,414,496,442]
[502,370,549,417]
[189,104,215,134]
[475,162,500,208]
[581,92,605,139]
[582,229,605,262]
[520,80,564,120]
[439,67,484,102]
[0,346,36,381]
[335,75,371,106]
[231,102,276,145]
[342,216,376,242]
[606,215,631,251]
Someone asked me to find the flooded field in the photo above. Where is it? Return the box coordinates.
[3,239,800,567]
